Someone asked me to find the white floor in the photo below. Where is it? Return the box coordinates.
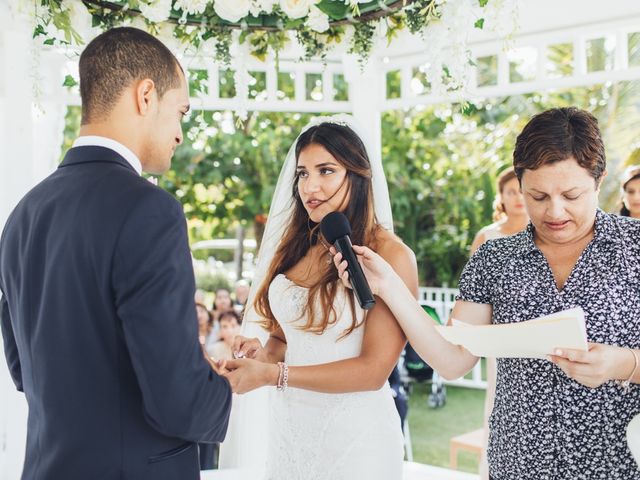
[201,462,480,480]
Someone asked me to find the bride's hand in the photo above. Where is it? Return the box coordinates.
[231,335,263,359]
[220,358,279,394]
[331,245,396,298]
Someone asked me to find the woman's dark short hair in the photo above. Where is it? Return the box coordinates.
[513,107,606,183]
[218,310,242,326]
[79,27,182,124]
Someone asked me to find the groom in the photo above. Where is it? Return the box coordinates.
[0,27,231,479]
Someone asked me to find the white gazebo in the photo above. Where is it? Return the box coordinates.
[1,0,640,478]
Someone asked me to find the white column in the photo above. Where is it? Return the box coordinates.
[342,55,383,160]
[0,10,33,480]
[0,4,66,479]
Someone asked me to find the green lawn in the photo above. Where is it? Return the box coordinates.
[406,383,485,474]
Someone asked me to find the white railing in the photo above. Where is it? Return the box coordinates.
[418,287,487,390]
[380,15,640,110]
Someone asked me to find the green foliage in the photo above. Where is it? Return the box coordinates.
[382,105,513,286]
[408,384,485,472]
[160,110,320,245]
[406,0,440,35]
[349,22,377,65]
[63,74,78,88]
[386,70,402,99]
[316,0,350,20]
[630,32,640,68]
[332,74,349,101]
[188,70,208,97]
[476,55,498,87]
[206,29,233,66]
[194,269,232,293]
[60,106,81,163]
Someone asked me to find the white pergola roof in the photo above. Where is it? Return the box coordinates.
[52,1,640,113]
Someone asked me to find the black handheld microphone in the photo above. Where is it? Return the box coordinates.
[320,211,376,310]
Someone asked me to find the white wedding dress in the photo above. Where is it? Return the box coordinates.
[264,274,404,480]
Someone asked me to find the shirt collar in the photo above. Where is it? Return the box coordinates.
[592,209,624,244]
[72,136,142,176]
[516,208,621,256]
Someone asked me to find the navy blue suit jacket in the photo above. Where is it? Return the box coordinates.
[0,146,232,479]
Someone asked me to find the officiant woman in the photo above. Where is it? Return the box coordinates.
[334,107,640,479]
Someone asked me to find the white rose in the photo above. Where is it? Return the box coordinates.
[251,0,278,15]
[156,23,182,54]
[61,0,96,41]
[214,0,251,22]
[279,0,314,20]
[138,0,172,23]
[306,6,329,33]
[174,0,210,15]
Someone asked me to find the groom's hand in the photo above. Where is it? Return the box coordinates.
[201,345,229,375]
[221,358,279,394]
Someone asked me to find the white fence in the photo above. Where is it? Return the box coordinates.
[417,287,486,390]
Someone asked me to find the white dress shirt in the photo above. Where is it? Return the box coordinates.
[72,135,142,176]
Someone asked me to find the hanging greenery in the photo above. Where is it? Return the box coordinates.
[29,0,519,96]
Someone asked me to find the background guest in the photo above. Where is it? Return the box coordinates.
[619,165,640,218]
[470,167,529,252]
[195,289,216,347]
[233,280,250,310]
[209,310,242,361]
[212,287,233,323]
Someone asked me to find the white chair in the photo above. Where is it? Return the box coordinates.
[403,419,413,462]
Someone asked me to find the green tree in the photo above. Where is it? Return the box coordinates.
[160,110,318,249]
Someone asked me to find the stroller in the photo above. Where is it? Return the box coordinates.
[401,305,447,408]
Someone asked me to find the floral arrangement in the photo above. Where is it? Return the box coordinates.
[28,0,519,113]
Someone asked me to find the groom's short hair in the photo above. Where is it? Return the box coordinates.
[78,27,183,124]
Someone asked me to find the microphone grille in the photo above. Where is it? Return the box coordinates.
[320,212,351,244]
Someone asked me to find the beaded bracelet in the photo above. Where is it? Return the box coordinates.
[615,348,639,393]
[276,362,284,389]
[276,362,289,392]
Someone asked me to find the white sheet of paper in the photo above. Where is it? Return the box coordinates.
[435,307,588,359]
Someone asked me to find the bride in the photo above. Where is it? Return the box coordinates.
[218,115,417,479]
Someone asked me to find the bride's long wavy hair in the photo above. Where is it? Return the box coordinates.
[254,122,381,337]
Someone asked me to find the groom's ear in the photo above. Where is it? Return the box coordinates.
[135,79,157,116]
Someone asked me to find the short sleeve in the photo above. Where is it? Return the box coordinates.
[456,242,494,305]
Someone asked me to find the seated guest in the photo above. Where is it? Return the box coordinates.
[388,365,408,433]
[212,287,233,323]
[209,310,242,361]
[233,280,250,309]
[194,290,220,471]
[195,290,215,347]
[619,165,640,218]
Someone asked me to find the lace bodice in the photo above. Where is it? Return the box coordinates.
[268,273,365,365]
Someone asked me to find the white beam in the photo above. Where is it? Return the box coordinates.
[0,12,32,480]
[382,66,640,110]
[380,15,640,110]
